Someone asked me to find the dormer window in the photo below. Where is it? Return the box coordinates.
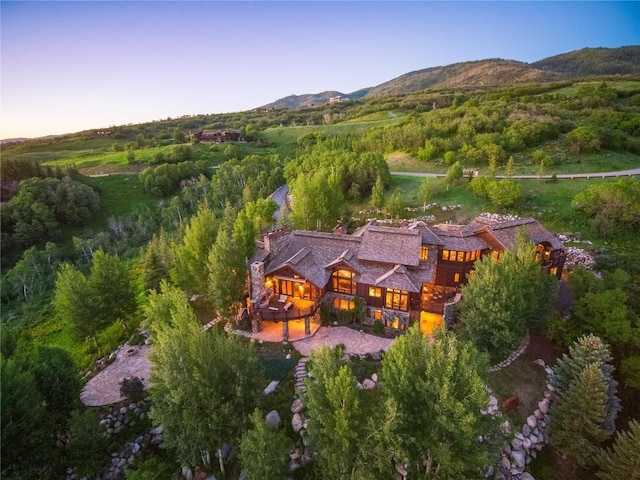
[420,245,429,261]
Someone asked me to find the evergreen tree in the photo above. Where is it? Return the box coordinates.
[550,334,620,435]
[239,409,292,480]
[595,419,640,480]
[138,229,173,292]
[549,363,610,467]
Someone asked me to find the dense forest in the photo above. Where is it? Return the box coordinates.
[1,66,639,479]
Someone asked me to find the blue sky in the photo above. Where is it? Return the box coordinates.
[1,1,638,139]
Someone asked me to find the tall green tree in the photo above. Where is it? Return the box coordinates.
[386,188,404,218]
[459,232,557,362]
[171,202,218,293]
[595,419,640,480]
[233,207,257,262]
[305,346,366,479]
[444,161,463,189]
[0,357,51,479]
[207,221,247,320]
[138,229,173,292]
[148,293,264,470]
[53,263,96,340]
[239,409,292,480]
[370,175,385,208]
[89,249,138,329]
[66,409,109,478]
[381,326,498,478]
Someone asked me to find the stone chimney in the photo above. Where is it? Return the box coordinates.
[263,229,289,257]
[250,261,267,307]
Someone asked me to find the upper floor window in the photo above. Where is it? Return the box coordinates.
[420,245,429,261]
[368,286,382,298]
[385,288,408,311]
[442,249,481,262]
[332,269,356,295]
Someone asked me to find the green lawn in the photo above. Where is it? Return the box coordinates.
[81,174,157,227]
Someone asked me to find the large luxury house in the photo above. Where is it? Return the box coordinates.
[248,216,566,338]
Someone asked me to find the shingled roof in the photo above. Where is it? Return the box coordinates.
[431,224,489,251]
[255,215,562,291]
[357,225,422,266]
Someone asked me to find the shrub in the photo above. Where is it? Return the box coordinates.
[120,376,145,403]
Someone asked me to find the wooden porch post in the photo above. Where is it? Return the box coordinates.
[304,315,311,336]
[282,320,289,342]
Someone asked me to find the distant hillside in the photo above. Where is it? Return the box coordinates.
[260,46,640,109]
[531,46,640,76]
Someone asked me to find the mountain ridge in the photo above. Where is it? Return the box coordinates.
[259,46,640,109]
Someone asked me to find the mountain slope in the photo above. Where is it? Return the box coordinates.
[259,46,640,109]
[531,46,640,76]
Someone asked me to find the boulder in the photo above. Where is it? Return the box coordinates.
[522,424,531,437]
[527,415,538,429]
[510,449,526,470]
[263,380,279,395]
[291,398,304,414]
[363,378,376,389]
[265,410,281,429]
[371,373,378,382]
[292,413,303,433]
[538,398,550,414]
[521,472,536,480]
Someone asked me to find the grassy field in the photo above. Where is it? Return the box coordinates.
[262,111,405,148]
[81,174,157,227]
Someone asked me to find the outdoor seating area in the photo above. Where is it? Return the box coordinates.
[258,296,316,321]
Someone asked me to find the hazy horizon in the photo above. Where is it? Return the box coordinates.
[2,1,639,140]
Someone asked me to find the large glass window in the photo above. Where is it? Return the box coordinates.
[385,288,408,311]
[420,245,429,261]
[332,269,356,294]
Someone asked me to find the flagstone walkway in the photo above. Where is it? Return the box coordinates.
[292,326,393,356]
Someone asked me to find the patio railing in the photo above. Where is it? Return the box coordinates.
[260,304,317,321]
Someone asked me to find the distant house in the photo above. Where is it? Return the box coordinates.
[190,129,241,143]
[247,216,565,339]
[94,130,112,137]
[329,96,347,104]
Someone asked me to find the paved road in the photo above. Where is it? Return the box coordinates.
[268,184,289,221]
[390,168,640,179]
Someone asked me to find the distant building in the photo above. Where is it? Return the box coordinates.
[190,129,241,143]
[94,130,112,137]
[247,216,565,339]
[329,96,347,104]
